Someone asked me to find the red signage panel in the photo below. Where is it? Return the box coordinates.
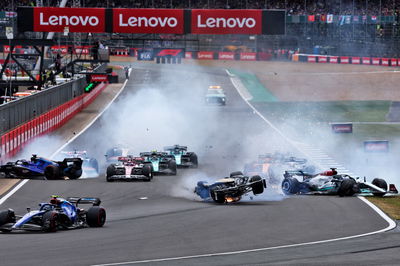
[218,52,234,60]
[191,9,262,34]
[33,7,105,32]
[197,51,214,60]
[240,52,256,61]
[113,9,184,34]
[91,74,108,82]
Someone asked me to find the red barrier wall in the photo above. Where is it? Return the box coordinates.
[0,82,107,161]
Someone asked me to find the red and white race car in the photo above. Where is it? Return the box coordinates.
[106,156,153,182]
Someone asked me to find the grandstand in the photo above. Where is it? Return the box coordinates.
[0,1,400,57]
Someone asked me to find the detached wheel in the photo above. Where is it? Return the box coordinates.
[42,211,58,232]
[44,165,60,180]
[281,177,300,195]
[87,206,106,227]
[338,179,357,197]
[209,186,225,204]
[250,175,264,195]
[106,164,116,182]
[372,178,388,197]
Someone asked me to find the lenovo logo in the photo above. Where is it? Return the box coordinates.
[192,10,261,34]
[39,13,99,26]
[33,7,105,32]
[119,14,178,28]
[113,9,184,34]
[197,15,256,29]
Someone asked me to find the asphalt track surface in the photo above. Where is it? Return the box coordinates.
[0,63,398,266]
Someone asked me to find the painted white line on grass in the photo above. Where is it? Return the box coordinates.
[0,72,131,206]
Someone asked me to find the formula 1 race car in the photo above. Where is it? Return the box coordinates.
[281,168,398,197]
[61,150,98,178]
[105,147,130,164]
[164,145,198,168]
[244,153,316,185]
[106,156,153,182]
[0,154,83,180]
[194,171,267,203]
[205,85,226,105]
[0,196,106,232]
[139,151,177,175]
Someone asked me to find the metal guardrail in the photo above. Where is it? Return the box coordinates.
[0,63,107,135]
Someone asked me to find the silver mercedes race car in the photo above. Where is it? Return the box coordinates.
[281,168,398,197]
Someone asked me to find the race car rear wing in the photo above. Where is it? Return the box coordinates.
[164,145,188,151]
[66,197,101,206]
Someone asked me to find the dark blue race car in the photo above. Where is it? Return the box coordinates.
[0,154,83,180]
[0,196,106,232]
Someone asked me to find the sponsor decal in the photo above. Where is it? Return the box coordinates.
[240,52,256,61]
[90,74,108,82]
[382,58,389,66]
[137,49,154,61]
[329,56,338,63]
[33,7,105,32]
[331,123,352,133]
[197,51,214,59]
[318,56,327,63]
[362,57,371,64]
[352,57,360,64]
[191,9,261,34]
[218,52,234,60]
[308,56,316,62]
[372,58,381,65]
[113,9,184,34]
[364,140,389,152]
[340,57,349,64]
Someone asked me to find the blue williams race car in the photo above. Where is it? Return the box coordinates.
[0,154,83,180]
[139,151,177,175]
[281,168,399,197]
[164,145,198,168]
[195,171,267,203]
[0,196,106,232]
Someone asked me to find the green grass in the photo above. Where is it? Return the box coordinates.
[252,101,391,123]
[366,196,400,220]
[229,68,277,102]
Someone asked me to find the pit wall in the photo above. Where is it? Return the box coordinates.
[0,82,107,162]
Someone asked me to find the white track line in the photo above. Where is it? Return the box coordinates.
[0,69,131,206]
[91,68,397,266]
[91,197,395,266]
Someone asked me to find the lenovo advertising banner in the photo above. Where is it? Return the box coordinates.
[218,52,234,60]
[331,123,353,133]
[28,7,106,33]
[18,7,285,35]
[191,9,262,35]
[364,140,389,152]
[113,8,184,34]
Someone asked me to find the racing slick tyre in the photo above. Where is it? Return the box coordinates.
[168,160,177,175]
[230,171,243,177]
[0,209,15,227]
[338,179,357,197]
[106,164,116,182]
[209,186,226,204]
[250,175,264,195]
[142,164,153,182]
[281,177,300,195]
[87,206,106,227]
[44,165,61,180]
[189,153,198,168]
[42,211,58,232]
[372,178,388,197]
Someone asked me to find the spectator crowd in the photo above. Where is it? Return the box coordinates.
[0,0,399,16]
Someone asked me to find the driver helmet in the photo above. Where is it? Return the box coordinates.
[50,196,61,205]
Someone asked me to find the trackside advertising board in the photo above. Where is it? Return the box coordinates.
[364,140,389,153]
[21,7,107,33]
[331,123,353,133]
[113,9,184,34]
[18,7,285,35]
